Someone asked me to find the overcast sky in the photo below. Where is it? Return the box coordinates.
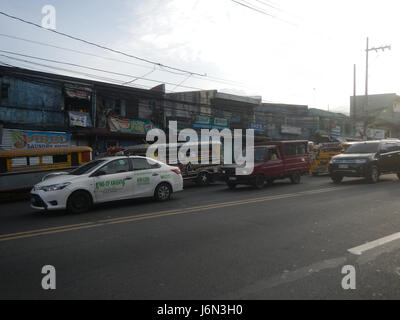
[1,0,399,114]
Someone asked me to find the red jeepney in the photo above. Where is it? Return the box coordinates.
[221,140,310,189]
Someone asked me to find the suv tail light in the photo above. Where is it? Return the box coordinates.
[171,168,181,175]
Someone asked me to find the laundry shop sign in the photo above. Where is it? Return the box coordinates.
[0,129,71,150]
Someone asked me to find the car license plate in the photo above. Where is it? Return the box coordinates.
[229,177,237,181]
[339,164,348,169]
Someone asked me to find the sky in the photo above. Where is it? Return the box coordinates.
[0,0,399,115]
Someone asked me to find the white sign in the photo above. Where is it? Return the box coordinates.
[355,127,386,139]
[281,125,302,135]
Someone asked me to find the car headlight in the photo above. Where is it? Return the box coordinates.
[38,182,71,192]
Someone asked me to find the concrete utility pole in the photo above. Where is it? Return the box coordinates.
[364,37,391,138]
[353,64,356,121]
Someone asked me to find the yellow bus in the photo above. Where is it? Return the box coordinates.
[0,146,92,192]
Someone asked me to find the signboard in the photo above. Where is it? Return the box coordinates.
[108,116,155,135]
[192,115,229,130]
[69,111,92,127]
[249,123,265,135]
[64,86,92,100]
[0,129,71,150]
[330,125,342,136]
[355,127,386,139]
[281,125,302,135]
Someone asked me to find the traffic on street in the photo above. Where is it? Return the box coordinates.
[1,0,400,306]
[2,171,400,299]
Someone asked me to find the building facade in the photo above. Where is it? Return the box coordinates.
[0,66,164,154]
[350,93,400,139]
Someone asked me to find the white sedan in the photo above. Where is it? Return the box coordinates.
[30,156,183,213]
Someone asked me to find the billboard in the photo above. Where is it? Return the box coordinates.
[0,129,71,150]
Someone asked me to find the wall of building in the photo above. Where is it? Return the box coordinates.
[0,75,65,126]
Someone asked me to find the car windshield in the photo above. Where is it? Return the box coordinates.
[344,142,379,154]
[69,160,106,175]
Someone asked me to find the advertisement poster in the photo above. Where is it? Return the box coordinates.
[0,129,71,150]
[69,111,92,127]
[108,116,155,134]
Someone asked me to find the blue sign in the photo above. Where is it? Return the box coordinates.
[249,123,265,135]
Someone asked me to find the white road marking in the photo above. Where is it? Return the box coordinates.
[348,232,400,255]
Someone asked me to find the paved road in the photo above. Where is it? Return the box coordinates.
[1,174,400,299]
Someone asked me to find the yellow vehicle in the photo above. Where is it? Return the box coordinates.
[341,141,359,152]
[310,143,343,176]
[0,146,92,192]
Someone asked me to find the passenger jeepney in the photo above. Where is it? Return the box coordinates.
[309,142,343,176]
[0,146,92,192]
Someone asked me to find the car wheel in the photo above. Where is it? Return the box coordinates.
[67,190,92,214]
[367,166,380,183]
[397,173,400,180]
[227,182,236,190]
[290,172,301,184]
[254,175,265,189]
[155,183,172,201]
[331,174,343,183]
[197,172,210,186]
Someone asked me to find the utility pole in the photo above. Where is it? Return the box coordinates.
[363,37,391,139]
[353,64,356,120]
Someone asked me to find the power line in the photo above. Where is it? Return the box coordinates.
[229,0,297,26]
[122,66,157,85]
[0,32,248,88]
[172,74,193,91]
[0,50,208,91]
[0,10,206,77]
[0,55,148,87]
[253,0,283,12]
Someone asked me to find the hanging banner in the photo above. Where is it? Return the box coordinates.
[64,85,92,100]
[69,111,92,127]
[0,129,71,150]
[108,116,155,134]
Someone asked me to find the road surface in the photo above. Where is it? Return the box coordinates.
[1,175,400,299]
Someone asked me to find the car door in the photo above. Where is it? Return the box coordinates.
[264,146,284,178]
[393,142,400,173]
[253,147,268,176]
[378,143,396,173]
[130,158,162,197]
[92,158,134,203]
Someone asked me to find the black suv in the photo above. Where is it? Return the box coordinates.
[329,140,400,183]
